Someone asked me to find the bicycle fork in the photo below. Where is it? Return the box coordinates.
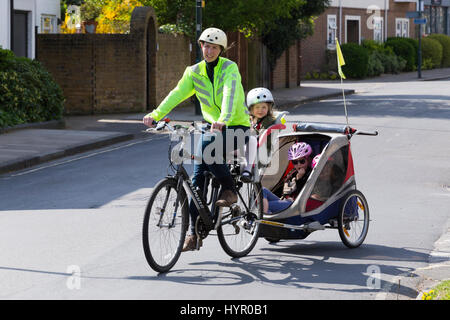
[156,178,183,228]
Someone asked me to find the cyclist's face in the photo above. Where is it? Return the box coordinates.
[201,42,221,62]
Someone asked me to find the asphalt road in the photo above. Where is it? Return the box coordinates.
[0,79,449,300]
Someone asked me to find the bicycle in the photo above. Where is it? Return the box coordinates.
[142,119,263,273]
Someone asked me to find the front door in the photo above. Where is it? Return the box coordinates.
[346,20,359,44]
[13,10,28,58]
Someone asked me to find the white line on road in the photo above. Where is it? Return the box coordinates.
[3,135,168,178]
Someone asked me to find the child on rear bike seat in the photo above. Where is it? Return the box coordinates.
[241,87,277,183]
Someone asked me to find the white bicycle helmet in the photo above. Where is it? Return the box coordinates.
[246,87,274,108]
[198,27,227,49]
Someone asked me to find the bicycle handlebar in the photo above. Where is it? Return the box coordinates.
[293,122,378,137]
[353,129,378,136]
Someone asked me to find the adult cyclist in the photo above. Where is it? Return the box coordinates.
[143,27,251,251]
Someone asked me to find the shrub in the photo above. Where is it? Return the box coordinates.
[0,48,65,128]
[340,43,369,79]
[385,37,416,71]
[428,33,450,67]
[367,51,384,77]
[362,39,406,74]
[421,37,443,68]
[422,58,434,70]
[362,39,385,53]
[383,54,406,74]
[403,37,419,65]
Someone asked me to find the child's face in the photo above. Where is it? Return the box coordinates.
[252,102,270,119]
[292,157,309,170]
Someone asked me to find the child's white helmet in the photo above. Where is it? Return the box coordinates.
[246,87,274,108]
[198,27,227,49]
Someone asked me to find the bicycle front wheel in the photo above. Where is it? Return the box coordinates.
[217,182,263,258]
[142,178,189,273]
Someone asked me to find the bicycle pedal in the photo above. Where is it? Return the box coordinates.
[232,221,240,234]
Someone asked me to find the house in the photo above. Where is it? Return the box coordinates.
[423,0,450,35]
[0,0,60,59]
[300,0,420,77]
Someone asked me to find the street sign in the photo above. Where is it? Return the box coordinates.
[406,11,420,19]
[414,18,427,25]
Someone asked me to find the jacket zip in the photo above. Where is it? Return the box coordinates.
[202,72,221,113]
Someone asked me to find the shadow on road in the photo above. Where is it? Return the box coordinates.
[128,241,427,298]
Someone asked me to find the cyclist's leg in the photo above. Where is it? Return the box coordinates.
[189,135,209,235]
[243,135,257,177]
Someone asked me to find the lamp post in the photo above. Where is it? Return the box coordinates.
[194,0,203,115]
[10,0,14,52]
[418,0,423,79]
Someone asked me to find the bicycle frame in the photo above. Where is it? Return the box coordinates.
[148,120,256,234]
[176,164,216,230]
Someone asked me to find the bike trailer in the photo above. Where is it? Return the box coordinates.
[258,122,359,240]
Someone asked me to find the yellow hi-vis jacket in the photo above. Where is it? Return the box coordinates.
[148,57,250,127]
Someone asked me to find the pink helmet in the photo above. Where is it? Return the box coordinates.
[288,142,312,160]
[311,154,321,168]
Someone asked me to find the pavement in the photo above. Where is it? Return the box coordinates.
[0,67,449,299]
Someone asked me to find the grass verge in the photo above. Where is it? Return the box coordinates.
[422,280,450,300]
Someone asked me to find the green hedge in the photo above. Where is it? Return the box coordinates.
[385,37,416,71]
[340,43,369,79]
[421,37,443,68]
[362,40,406,75]
[0,48,65,129]
[428,34,450,67]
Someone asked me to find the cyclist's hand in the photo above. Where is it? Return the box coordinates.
[210,121,225,132]
[143,116,156,128]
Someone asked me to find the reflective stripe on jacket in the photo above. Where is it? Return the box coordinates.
[149,57,250,127]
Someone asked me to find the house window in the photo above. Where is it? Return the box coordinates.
[373,17,384,42]
[41,15,57,34]
[327,15,337,49]
[395,18,409,37]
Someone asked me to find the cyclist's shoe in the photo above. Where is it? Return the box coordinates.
[215,190,238,207]
[182,235,202,252]
[240,170,253,183]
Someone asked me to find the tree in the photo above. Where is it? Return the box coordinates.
[148,0,330,69]
[147,0,314,39]
[261,0,330,70]
[96,0,144,33]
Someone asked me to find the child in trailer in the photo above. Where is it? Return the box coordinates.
[307,153,346,211]
[262,142,313,214]
[241,87,278,183]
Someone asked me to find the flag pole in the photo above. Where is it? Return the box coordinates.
[335,37,350,128]
[340,73,349,128]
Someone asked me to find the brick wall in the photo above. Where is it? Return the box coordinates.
[271,42,300,90]
[37,33,147,115]
[36,7,191,115]
[388,0,417,38]
[300,12,329,77]
[155,33,191,107]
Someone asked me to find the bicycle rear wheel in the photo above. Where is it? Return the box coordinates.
[142,178,189,273]
[217,182,263,258]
